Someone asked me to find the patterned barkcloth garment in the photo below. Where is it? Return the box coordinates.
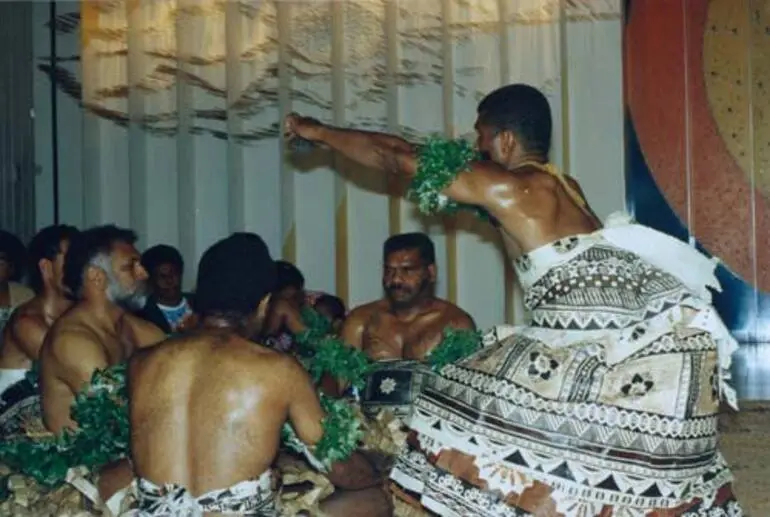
[390,214,743,517]
[362,359,432,421]
[126,473,277,516]
[0,372,42,440]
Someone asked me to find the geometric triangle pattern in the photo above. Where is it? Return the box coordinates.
[390,236,741,516]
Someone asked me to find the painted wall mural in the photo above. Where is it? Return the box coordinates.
[625,0,770,398]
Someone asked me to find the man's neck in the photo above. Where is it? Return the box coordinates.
[199,316,246,337]
[39,289,72,321]
[78,298,124,329]
[510,154,548,170]
[156,294,183,307]
[389,296,435,320]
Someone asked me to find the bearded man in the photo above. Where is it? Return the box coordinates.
[285,83,741,516]
[39,225,165,435]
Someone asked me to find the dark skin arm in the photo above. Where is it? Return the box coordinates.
[285,358,384,489]
[8,314,48,361]
[449,310,476,332]
[285,114,518,219]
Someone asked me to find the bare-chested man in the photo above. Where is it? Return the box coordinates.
[129,233,391,516]
[39,225,165,434]
[342,232,474,420]
[344,233,474,362]
[0,225,78,396]
[285,83,742,515]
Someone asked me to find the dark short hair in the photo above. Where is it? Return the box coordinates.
[274,260,304,293]
[383,232,435,265]
[142,244,184,276]
[63,225,138,299]
[477,83,552,156]
[195,233,276,319]
[0,230,27,282]
[27,225,80,294]
[315,294,346,320]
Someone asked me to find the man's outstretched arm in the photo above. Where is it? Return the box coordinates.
[286,114,418,177]
[285,114,515,212]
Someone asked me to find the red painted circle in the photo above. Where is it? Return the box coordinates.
[625,1,770,291]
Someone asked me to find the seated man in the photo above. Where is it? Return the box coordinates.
[136,244,196,335]
[262,260,307,352]
[0,225,78,397]
[39,225,165,434]
[314,294,346,335]
[129,233,390,516]
[342,233,475,418]
[0,230,34,339]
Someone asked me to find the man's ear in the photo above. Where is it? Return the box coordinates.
[38,258,53,282]
[85,265,107,290]
[256,293,273,321]
[495,130,518,161]
[427,264,437,283]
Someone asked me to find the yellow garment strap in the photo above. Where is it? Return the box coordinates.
[518,161,588,209]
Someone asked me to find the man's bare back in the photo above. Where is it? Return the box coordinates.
[0,297,59,370]
[40,305,164,433]
[344,298,474,361]
[129,331,324,496]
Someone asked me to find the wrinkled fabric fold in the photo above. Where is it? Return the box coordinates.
[391,213,741,516]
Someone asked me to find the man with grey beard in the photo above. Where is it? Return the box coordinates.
[39,225,165,434]
[36,225,166,506]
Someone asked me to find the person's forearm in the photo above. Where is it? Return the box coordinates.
[315,126,417,177]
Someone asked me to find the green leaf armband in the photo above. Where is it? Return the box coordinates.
[426,328,483,372]
[282,395,363,471]
[295,307,333,357]
[408,137,480,215]
[308,336,372,391]
[0,364,130,487]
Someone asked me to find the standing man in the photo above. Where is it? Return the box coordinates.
[129,233,391,516]
[0,225,79,396]
[285,83,740,515]
[342,233,474,418]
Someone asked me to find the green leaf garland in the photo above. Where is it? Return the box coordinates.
[281,395,363,470]
[307,336,373,391]
[409,136,489,219]
[0,364,129,488]
[295,307,373,390]
[426,328,483,372]
[295,306,333,357]
[315,394,363,465]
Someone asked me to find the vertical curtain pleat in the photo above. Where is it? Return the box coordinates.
[29,0,623,326]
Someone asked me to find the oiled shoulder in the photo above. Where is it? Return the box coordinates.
[346,299,388,324]
[220,340,307,390]
[434,299,476,330]
[42,318,101,362]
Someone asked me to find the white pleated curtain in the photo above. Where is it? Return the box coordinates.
[60,0,622,328]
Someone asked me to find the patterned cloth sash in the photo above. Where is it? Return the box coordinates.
[128,471,276,516]
[361,360,431,421]
[513,212,720,303]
